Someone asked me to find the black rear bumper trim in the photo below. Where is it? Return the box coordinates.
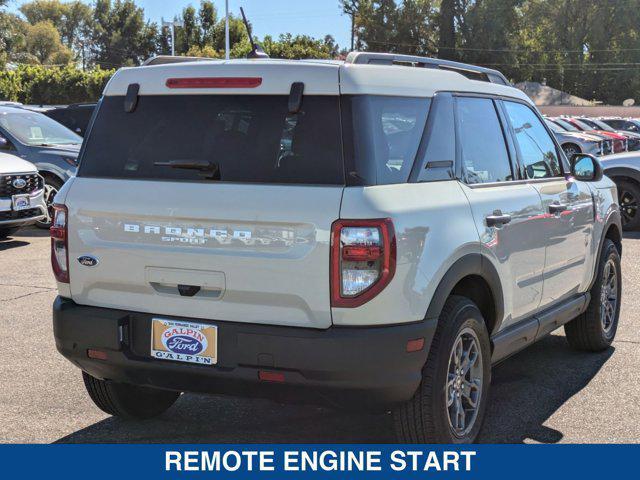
[53,296,437,409]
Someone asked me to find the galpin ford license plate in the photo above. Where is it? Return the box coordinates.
[151,319,217,365]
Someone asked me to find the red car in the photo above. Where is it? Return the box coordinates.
[564,117,628,153]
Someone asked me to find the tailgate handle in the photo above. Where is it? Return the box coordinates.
[178,285,201,297]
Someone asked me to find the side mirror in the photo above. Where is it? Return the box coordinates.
[570,153,603,182]
[0,136,8,149]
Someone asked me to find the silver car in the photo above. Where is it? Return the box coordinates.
[544,118,606,156]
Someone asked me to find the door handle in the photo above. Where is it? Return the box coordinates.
[486,211,512,227]
[549,203,569,214]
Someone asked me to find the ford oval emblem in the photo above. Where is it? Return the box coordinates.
[162,328,208,356]
[77,255,99,267]
[12,178,27,189]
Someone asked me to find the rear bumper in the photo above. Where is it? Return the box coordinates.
[53,297,436,409]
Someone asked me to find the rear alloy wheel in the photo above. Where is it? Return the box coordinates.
[36,176,63,229]
[617,180,640,231]
[393,295,491,443]
[446,327,484,437]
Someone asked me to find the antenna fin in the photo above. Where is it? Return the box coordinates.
[240,7,269,59]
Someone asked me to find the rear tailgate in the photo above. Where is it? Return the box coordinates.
[66,61,343,329]
[65,181,341,328]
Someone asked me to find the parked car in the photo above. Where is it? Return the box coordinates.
[599,151,640,230]
[51,53,622,444]
[549,118,614,155]
[601,117,640,134]
[0,152,47,239]
[578,117,640,151]
[43,103,97,137]
[0,105,81,227]
[544,118,605,157]
[563,117,628,153]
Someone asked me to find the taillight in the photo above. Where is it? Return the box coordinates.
[50,204,69,283]
[331,219,396,308]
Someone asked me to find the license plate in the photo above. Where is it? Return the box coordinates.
[151,319,217,365]
[12,194,30,211]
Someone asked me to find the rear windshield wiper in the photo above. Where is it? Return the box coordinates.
[154,160,220,180]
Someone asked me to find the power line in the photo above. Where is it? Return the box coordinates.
[363,38,640,54]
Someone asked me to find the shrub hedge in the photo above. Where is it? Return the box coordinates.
[0,65,115,105]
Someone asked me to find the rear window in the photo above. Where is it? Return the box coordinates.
[79,95,344,184]
[342,96,430,185]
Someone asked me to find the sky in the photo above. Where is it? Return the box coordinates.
[6,0,353,49]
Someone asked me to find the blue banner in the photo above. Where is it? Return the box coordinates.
[0,444,634,479]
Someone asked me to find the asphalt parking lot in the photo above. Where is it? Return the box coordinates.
[1,228,640,444]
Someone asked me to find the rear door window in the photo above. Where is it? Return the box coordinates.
[79,95,344,185]
[455,97,513,184]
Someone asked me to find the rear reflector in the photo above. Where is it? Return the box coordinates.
[406,338,425,353]
[258,370,285,383]
[166,77,263,89]
[87,349,108,360]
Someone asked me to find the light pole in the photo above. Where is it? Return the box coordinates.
[225,0,230,60]
[162,18,184,56]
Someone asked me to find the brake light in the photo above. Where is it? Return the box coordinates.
[331,219,396,308]
[165,77,262,89]
[50,204,69,283]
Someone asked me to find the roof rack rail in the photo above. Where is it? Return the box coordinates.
[345,52,511,86]
[142,55,219,67]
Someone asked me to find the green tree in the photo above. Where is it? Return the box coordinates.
[355,0,399,51]
[1,7,28,68]
[198,0,217,48]
[175,5,199,54]
[24,20,73,64]
[91,0,159,68]
[340,0,361,50]
[19,0,93,67]
[437,0,456,59]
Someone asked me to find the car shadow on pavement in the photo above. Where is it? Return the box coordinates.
[55,334,612,444]
[0,228,49,251]
[0,239,30,251]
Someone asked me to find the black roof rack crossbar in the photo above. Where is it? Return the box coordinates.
[345,52,510,86]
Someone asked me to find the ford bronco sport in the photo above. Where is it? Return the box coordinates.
[51,52,622,443]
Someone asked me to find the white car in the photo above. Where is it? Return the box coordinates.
[51,52,621,443]
[0,152,47,239]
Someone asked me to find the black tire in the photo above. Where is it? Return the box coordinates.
[617,179,640,231]
[82,372,180,419]
[0,227,19,240]
[562,143,581,158]
[393,295,491,443]
[565,239,621,352]
[36,175,64,229]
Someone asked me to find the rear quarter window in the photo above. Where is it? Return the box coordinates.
[342,96,430,185]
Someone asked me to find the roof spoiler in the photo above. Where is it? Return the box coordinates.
[142,56,219,67]
[345,52,511,86]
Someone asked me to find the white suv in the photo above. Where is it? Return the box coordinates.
[0,152,47,238]
[51,53,622,443]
